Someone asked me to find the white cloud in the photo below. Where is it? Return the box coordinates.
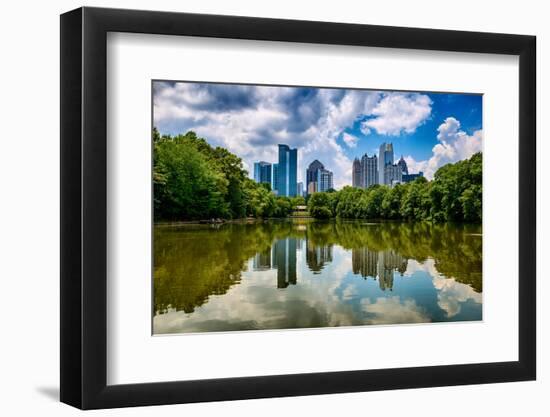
[361,93,432,136]
[342,132,359,148]
[154,84,438,188]
[361,297,429,325]
[359,122,371,135]
[405,117,482,180]
[405,258,482,318]
[155,83,374,188]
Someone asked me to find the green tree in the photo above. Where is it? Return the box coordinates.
[154,139,228,220]
[308,192,332,219]
[381,184,405,219]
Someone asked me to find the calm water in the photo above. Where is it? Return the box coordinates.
[153,220,482,334]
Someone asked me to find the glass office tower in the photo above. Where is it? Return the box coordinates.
[277,144,298,197]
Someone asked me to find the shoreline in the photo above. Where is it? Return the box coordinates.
[154,217,481,227]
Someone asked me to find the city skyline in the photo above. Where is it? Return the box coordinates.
[253,145,335,196]
[154,81,482,188]
[253,140,422,194]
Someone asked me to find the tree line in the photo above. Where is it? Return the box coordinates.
[308,152,482,223]
[153,129,304,221]
[154,129,481,223]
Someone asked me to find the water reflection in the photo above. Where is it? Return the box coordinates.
[153,220,482,334]
[306,240,333,274]
[352,248,407,291]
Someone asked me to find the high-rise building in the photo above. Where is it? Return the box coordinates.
[352,154,378,189]
[317,168,334,192]
[397,156,408,175]
[277,144,298,197]
[361,153,378,188]
[272,163,279,194]
[306,160,333,193]
[352,158,362,188]
[297,182,304,197]
[253,161,272,185]
[351,143,422,188]
[378,142,394,185]
[306,160,324,194]
[384,163,402,186]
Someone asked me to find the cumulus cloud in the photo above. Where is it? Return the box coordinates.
[154,83,436,189]
[342,132,359,148]
[361,296,429,325]
[405,117,483,180]
[405,259,482,318]
[155,82,374,188]
[359,122,371,136]
[361,93,432,136]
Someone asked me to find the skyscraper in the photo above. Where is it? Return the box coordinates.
[384,163,402,186]
[306,160,324,194]
[352,158,362,188]
[361,153,378,188]
[378,142,394,185]
[397,156,408,175]
[297,182,304,197]
[352,154,378,189]
[272,163,279,194]
[317,168,334,192]
[253,161,272,185]
[277,144,298,197]
[306,160,333,194]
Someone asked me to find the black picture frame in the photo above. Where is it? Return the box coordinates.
[60,6,536,410]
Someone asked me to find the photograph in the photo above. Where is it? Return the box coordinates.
[152,81,483,335]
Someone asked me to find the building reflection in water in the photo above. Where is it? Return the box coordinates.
[352,247,407,291]
[272,238,298,288]
[254,238,408,291]
[252,248,272,271]
[306,240,333,274]
[252,236,336,288]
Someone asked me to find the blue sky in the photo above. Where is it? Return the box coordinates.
[154,81,482,187]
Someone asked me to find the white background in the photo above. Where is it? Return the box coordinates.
[108,33,518,385]
[0,0,547,416]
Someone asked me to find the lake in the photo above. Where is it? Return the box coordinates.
[153,220,482,334]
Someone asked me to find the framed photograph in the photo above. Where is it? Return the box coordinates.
[60,6,536,409]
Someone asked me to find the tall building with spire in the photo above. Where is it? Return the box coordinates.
[378,142,394,185]
[351,143,422,188]
[397,156,408,175]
